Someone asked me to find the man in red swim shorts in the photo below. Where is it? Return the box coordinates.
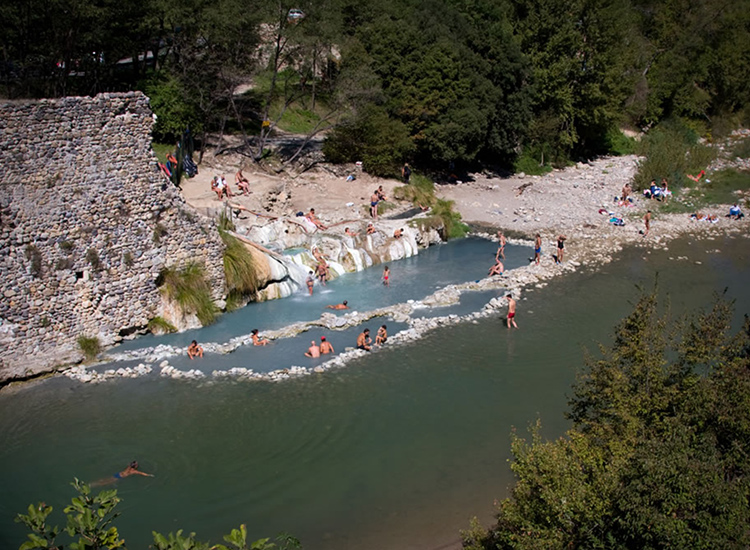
[506,294,518,329]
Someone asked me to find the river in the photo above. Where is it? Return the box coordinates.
[0,233,748,550]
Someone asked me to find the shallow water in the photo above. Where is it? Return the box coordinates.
[0,234,748,550]
[114,237,524,352]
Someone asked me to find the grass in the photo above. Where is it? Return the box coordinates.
[152,142,173,163]
[221,232,259,296]
[147,316,177,335]
[606,128,637,156]
[77,335,101,362]
[393,174,436,208]
[157,263,218,326]
[685,169,750,206]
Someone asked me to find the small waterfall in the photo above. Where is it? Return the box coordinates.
[345,245,364,272]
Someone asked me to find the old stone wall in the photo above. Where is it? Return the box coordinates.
[0,92,225,381]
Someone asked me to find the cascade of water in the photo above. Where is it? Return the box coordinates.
[345,246,364,272]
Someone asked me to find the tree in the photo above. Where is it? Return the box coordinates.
[463,292,750,549]
[16,480,302,550]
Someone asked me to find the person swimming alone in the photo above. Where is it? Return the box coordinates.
[92,460,153,486]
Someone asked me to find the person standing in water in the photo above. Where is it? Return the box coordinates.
[534,234,542,265]
[496,232,506,260]
[382,265,390,286]
[506,294,518,329]
[306,271,315,295]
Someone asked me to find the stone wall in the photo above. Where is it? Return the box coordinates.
[0,92,225,381]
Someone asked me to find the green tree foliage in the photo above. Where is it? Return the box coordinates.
[17,482,301,550]
[464,292,750,549]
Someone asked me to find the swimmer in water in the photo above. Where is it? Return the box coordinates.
[326,301,349,310]
[93,461,153,486]
[305,340,321,358]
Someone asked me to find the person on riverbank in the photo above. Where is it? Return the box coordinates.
[306,208,328,230]
[382,266,390,286]
[367,223,376,235]
[402,163,411,183]
[251,329,270,346]
[496,232,506,260]
[376,325,388,345]
[320,336,334,355]
[357,329,372,351]
[345,227,359,237]
[534,234,542,265]
[94,461,154,486]
[394,228,403,239]
[187,340,203,359]
[556,235,566,264]
[489,260,504,276]
[326,301,349,310]
[506,294,518,329]
[370,190,380,219]
[235,169,251,195]
[729,204,744,219]
[306,271,315,295]
[621,182,632,204]
[643,210,651,237]
[305,340,320,358]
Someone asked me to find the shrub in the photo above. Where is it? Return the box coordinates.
[606,128,637,156]
[157,263,217,326]
[25,245,43,278]
[513,147,553,175]
[59,240,75,252]
[225,289,247,312]
[56,257,74,271]
[86,248,101,270]
[153,223,168,244]
[393,174,436,208]
[431,198,469,239]
[122,251,134,267]
[633,118,716,191]
[77,335,101,362]
[732,137,750,160]
[147,316,177,334]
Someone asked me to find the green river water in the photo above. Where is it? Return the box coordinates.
[1,234,748,550]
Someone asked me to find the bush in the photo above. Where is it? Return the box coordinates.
[153,223,168,244]
[393,174,436,208]
[732,137,750,160]
[25,245,43,278]
[59,240,75,252]
[86,248,101,270]
[513,147,553,176]
[122,251,134,267]
[147,316,177,335]
[606,128,637,156]
[77,335,101,362]
[55,257,73,271]
[633,118,716,190]
[157,263,218,326]
[323,104,415,178]
[431,198,469,239]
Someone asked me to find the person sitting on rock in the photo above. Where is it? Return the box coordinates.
[306,208,328,230]
[393,228,403,239]
[488,260,504,276]
[345,227,359,237]
[357,328,372,351]
[187,340,204,359]
[376,325,388,345]
[728,204,744,219]
[235,169,251,195]
[367,223,376,235]
[251,329,270,346]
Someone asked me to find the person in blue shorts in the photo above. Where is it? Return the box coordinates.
[534,234,541,265]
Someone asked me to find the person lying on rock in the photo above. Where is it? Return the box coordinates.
[306,208,328,230]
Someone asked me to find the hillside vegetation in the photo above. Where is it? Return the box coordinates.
[3,0,749,175]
